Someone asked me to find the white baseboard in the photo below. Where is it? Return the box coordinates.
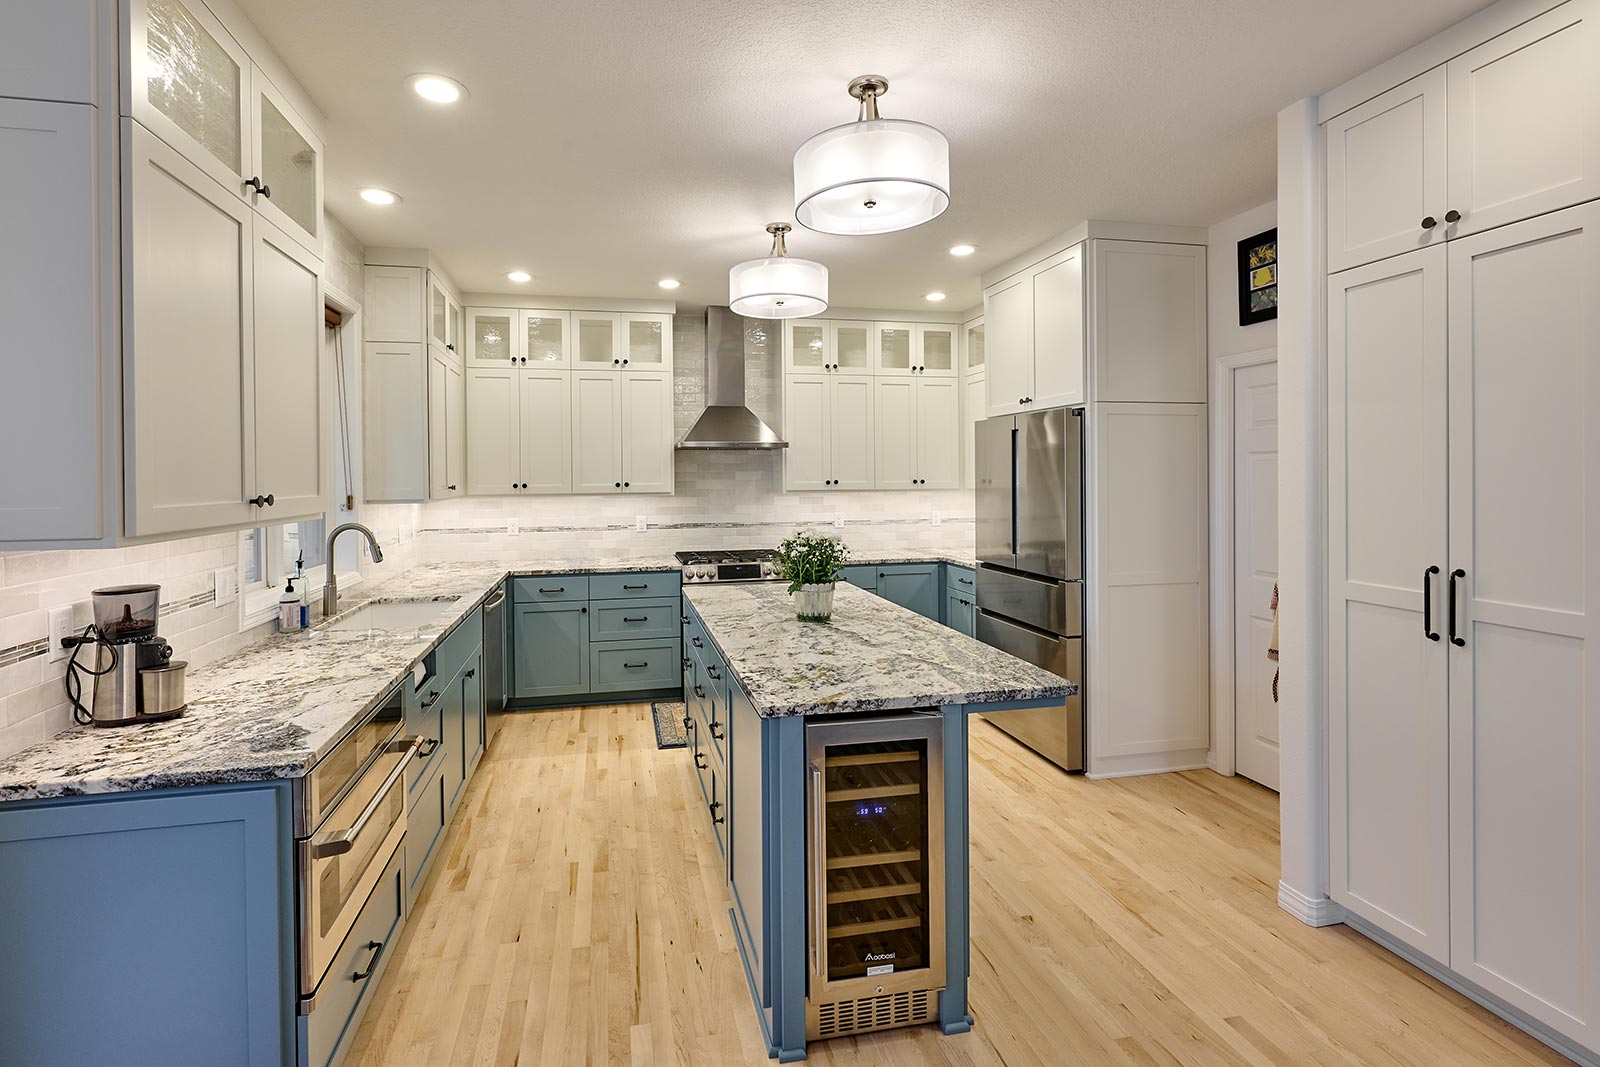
[1085,752,1211,780]
[1277,881,1344,927]
[1343,914,1600,1067]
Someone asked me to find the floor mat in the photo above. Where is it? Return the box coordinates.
[652,701,687,749]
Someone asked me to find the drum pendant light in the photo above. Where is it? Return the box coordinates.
[793,75,950,236]
[728,223,829,319]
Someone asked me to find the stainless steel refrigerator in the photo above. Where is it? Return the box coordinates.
[973,407,1085,772]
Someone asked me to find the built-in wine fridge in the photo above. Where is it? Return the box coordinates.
[806,714,945,1041]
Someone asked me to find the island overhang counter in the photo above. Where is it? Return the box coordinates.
[680,582,1074,1062]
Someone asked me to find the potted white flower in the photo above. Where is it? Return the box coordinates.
[776,531,850,622]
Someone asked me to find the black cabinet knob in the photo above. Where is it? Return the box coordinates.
[245,176,270,198]
[446,484,456,491]
[249,493,275,507]
[521,482,528,489]
[613,358,620,365]
[1444,209,1462,224]
[615,481,622,488]
[1421,215,1438,230]
[623,481,630,488]
[622,358,629,365]
[446,343,455,351]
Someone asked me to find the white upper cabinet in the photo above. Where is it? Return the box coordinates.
[783,373,830,490]
[621,314,673,372]
[572,371,622,493]
[984,271,1035,417]
[465,367,519,495]
[1032,244,1085,407]
[913,377,961,488]
[519,370,572,493]
[363,341,426,502]
[1326,68,1448,273]
[250,218,323,521]
[873,378,917,487]
[1445,0,1600,240]
[915,323,958,376]
[429,275,451,352]
[620,372,674,492]
[1,1,97,104]
[873,322,916,376]
[128,0,251,200]
[1091,240,1205,403]
[422,352,464,499]
[575,313,621,370]
[785,321,830,372]
[832,321,873,371]
[467,307,518,367]
[963,318,986,375]
[830,375,876,491]
[250,73,322,257]
[124,121,254,537]
[364,267,425,343]
[523,310,571,368]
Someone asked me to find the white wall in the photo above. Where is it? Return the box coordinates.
[1207,201,1279,363]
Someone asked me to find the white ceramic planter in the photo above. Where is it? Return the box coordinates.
[793,582,836,622]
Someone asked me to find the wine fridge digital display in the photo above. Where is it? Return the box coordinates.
[806,714,945,1041]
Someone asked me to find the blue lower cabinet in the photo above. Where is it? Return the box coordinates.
[0,783,294,1067]
[300,846,405,1067]
[461,651,485,780]
[947,565,976,601]
[727,681,765,1004]
[590,639,681,693]
[876,563,941,620]
[406,752,449,910]
[590,571,680,600]
[589,597,680,641]
[405,679,444,799]
[841,565,878,591]
[946,591,976,637]
[512,601,590,699]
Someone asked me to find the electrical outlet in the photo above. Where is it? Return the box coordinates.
[508,519,520,536]
[833,513,845,529]
[214,568,238,607]
[635,515,647,532]
[48,606,75,662]
[931,509,942,527]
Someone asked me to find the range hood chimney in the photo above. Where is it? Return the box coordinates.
[677,306,788,450]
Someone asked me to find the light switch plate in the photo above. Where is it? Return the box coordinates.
[833,513,845,528]
[214,568,238,606]
[48,606,74,662]
[931,509,942,527]
[635,515,647,532]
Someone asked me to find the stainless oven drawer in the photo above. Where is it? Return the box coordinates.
[298,734,421,997]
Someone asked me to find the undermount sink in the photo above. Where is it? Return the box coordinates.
[323,599,453,632]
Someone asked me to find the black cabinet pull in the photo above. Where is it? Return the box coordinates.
[539,586,565,594]
[352,940,383,981]
[624,583,648,590]
[421,689,441,709]
[245,175,271,198]
[1421,215,1438,230]
[706,665,721,680]
[1449,568,1466,647]
[682,656,690,670]
[622,616,648,623]
[249,493,275,507]
[1423,565,1440,641]
[691,637,703,648]
[680,615,689,624]
[709,721,724,740]
[694,752,707,769]
[693,684,705,698]
[682,714,692,732]
[623,661,648,669]
[465,667,476,679]
[417,737,440,758]
[958,577,973,585]
[709,800,724,825]
[446,484,457,491]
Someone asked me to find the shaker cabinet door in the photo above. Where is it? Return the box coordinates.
[466,367,520,495]
[829,375,876,491]
[250,217,323,521]
[1031,244,1085,406]
[783,373,830,491]
[250,71,322,256]
[519,370,572,494]
[571,372,622,492]
[873,378,917,489]
[983,273,1033,417]
[915,378,962,490]
[1325,67,1448,273]
[620,371,674,493]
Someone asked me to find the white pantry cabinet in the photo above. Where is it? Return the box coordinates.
[570,371,673,494]
[1327,202,1600,1051]
[464,367,571,495]
[1326,0,1600,273]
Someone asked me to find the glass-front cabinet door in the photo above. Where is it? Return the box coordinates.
[466,308,518,366]
[429,277,450,350]
[806,715,946,1023]
[522,310,570,367]
[621,314,672,371]
[831,321,873,372]
[874,322,915,376]
[787,320,830,371]
[252,73,322,255]
[130,0,252,198]
[964,319,985,374]
[575,313,621,369]
[915,324,957,376]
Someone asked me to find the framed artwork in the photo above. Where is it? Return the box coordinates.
[1238,227,1278,325]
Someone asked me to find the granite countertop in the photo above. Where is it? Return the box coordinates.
[0,556,681,803]
[684,582,1072,718]
[849,550,978,569]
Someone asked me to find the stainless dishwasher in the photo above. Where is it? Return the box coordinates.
[482,583,507,745]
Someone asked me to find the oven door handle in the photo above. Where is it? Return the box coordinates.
[308,736,422,859]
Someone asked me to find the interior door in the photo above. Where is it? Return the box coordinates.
[519,370,572,494]
[1445,0,1600,240]
[914,378,961,490]
[1325,245,1450,961]
[1325,66,1448,273]
[465,367,519,495]
[250,218,323,520]
[1445,203,1600,1043]
[1231,361,1280,790]
[571,371,621,493]
[620,371,673,493]
[873,378,917,488]
[830,375,876,491]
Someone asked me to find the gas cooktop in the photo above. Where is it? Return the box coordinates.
[676,549,781,583]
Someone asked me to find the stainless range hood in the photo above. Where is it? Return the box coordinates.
[677,306,788,450]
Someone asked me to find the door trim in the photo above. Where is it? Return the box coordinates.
[1208,347,1278,777]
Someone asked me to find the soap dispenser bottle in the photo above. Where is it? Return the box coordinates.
[279,578,302,633]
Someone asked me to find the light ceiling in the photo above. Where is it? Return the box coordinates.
[239,0,1489,310]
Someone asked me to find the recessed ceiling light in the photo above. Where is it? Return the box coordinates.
[506,270,532,284]
[925,291,947,302]
[657,278,681,290]
[406,73,467,104]
[948,244,976,256]
[358,188,399,205]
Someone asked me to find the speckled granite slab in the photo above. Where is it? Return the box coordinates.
[0,557,681,803]
[684,582,1072,718]
[849,551,978,569]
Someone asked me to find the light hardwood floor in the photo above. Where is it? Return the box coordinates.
[346,704,1572,1067]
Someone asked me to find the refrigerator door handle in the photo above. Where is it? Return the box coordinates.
[1010,424,1020,557]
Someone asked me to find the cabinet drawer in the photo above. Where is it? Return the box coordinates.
[590,638,681,693]
[405,755,448,908]
[684,611,709,657]
[590,597,680,641]
[513,575,589,604]
[590,571,681,600]
[301,846,405,1067]
[404,685,445,800]
[947,565,976,595]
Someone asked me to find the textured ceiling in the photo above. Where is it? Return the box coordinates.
[239,0,1488,310]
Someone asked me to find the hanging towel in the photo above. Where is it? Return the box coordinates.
[1268,583,1280,703]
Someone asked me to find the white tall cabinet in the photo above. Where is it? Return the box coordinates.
[1323,4,1600,1055]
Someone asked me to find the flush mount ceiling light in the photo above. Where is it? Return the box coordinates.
[658,278,681,290]
[358,187,400,205]
[793,75,950,236]
[925,291,947,302]
[948,244,976,256]
[406,73,467,104]
[506,270,532,283]
[728,223,828,319]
